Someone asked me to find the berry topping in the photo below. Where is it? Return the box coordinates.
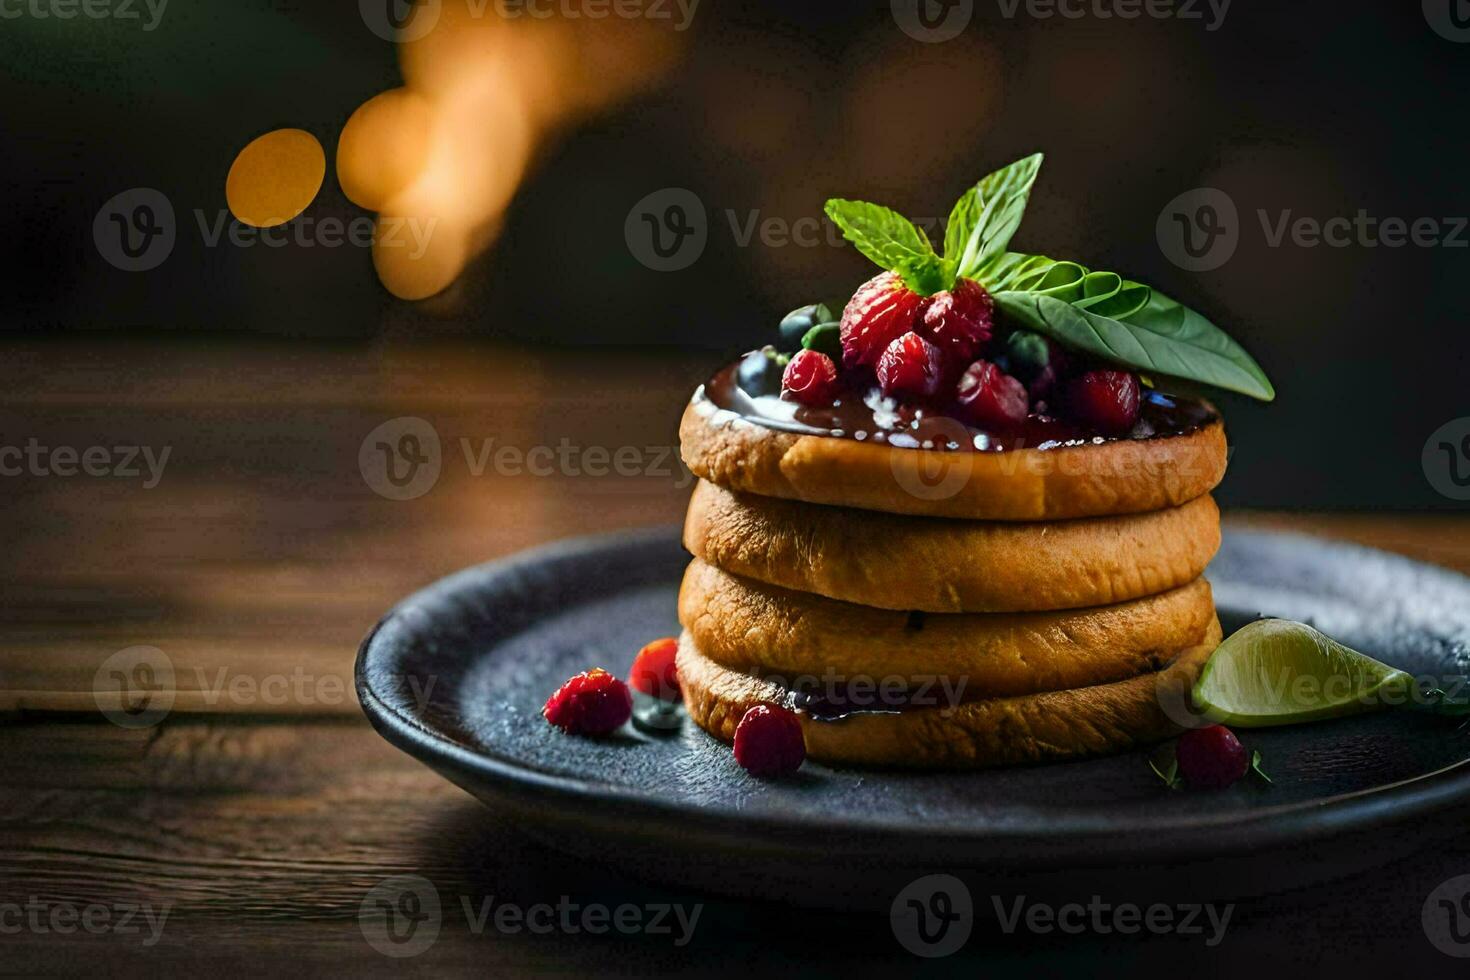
[629,637,681,701]
[876,331,946,400]
[920,277,993,363]
[1175,724,1248,789]
[779,303,835,351]
[781,349,840,406]
[737,347,784,397]
[1066,368,1142,435]
[953,359,1029,430]
[1002,330,1069,400]
[839,271,929,370]
[542,668,632,736]
[732,703,805,777]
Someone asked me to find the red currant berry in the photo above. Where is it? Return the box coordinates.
[1065,369,1141,435]
[629,637,681,701]
[953,359,1029,430]
[542,668,632,736]
[876,331,946,400]
[733,703,805,777]
[920,277,993,363]
[1175,724,1248,789]
[781,349,840,406]
[839,271,928,370]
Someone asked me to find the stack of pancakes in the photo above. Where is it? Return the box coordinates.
[674,384,1230,769]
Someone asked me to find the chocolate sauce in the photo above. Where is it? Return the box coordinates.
[700,358,1218,453]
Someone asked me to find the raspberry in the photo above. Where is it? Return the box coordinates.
[1065,368,1141,435]
[733,703,805,777]
[839,271,929,370]
[781,349,840,406]
[542,668,632,735]
[629,637,680,701]
[1175,725,1248,789]
[920,277,993,363]
[953,359,1029,430]
[876,331,946,400]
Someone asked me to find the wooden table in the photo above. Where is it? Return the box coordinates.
[2,340,1467,975]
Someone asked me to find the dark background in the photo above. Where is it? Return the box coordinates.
[1,0,1467,509]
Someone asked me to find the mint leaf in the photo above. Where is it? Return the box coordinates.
[994,288,1275,401]
[1250,750,1272,785]
[979,252,1152,319]
[824,199,937,288]
[952,153,1045,278]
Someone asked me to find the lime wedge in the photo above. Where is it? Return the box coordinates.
[1192,619,1415,728]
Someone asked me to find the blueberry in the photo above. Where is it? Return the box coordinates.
[1003,330,1052,383]
[737,347,784,397]
[778,303,834,351]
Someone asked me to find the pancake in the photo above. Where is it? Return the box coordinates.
[683,480,1220,613]
[678,558,1215,698]
[677,617,1222,769]
[680,391,1228,522]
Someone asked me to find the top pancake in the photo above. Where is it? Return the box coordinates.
[680,390,1228,521]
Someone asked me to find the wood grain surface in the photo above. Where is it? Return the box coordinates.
[1,340,1467,975]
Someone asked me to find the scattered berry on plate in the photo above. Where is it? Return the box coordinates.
[1175,724,1249,788]
[543,668,632,736]
[920,277,993,363]
[781,349,840,405]
[876,331,946,400]
[629,637,681,701]
[733,703,805,777]
[839,271,928,370]
[953,359,1029,430]
[1066,368,1141,435]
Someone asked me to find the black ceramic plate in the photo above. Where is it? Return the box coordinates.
[357,527,1470,906]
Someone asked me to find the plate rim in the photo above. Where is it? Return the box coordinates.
[356,525,1470,866]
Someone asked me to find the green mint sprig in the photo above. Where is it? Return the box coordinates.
[822,153,1275,402]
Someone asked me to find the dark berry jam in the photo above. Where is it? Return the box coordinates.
[700,357,1218,453]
